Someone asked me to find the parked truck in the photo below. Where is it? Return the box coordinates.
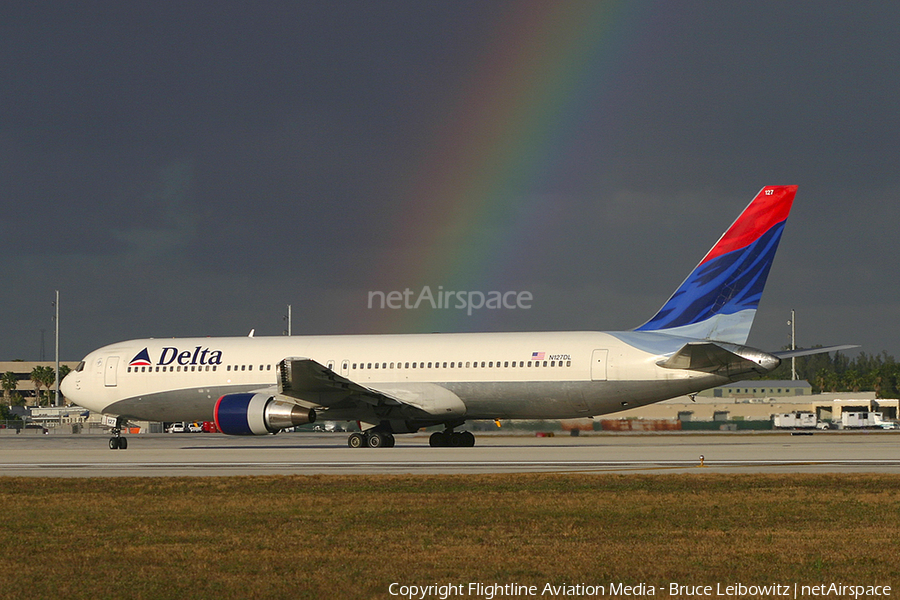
[773,412,818,428]
[841,412,896,429]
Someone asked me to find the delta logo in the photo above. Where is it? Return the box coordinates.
[129,349,152,366]
[129,346,224,367]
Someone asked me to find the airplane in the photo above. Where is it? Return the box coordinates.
[61,185,853,450]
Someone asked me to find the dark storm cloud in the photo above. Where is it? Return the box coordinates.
[2,1,899,361]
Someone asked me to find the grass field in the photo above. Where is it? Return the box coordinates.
[1,474,897,599]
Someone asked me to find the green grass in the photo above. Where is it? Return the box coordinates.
[0,474,897,599]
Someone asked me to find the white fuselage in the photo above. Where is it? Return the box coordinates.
[61,330,729,424]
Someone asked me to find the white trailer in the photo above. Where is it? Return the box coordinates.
[841,412,896,429]
[773,412,817,428]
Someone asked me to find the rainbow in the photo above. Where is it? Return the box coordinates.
[361,1,650,333]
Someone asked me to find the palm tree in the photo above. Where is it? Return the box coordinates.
[30,367,44,406]
[1,372,17,407]
[30,366,55,406]
[39,366,56,406]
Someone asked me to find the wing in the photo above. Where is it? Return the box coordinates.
[276,357,466,421]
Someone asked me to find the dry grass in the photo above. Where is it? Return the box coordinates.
[0,474,897,599]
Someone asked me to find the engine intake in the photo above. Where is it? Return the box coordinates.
[214,393,316,435]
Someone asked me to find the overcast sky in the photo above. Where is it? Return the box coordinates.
[3,1,899,362]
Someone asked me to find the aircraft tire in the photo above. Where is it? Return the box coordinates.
[348,432,365,448]
[366,432,385,448]
[429,431,446,447]
[109,437,119,450]
[119,437,128,450]
[460,431,475,447]
[385,433,395,448]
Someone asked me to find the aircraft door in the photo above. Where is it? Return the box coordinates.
[590,349,608,381]
[104,356,119,387]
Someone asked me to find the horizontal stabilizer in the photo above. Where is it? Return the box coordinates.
[658,341,780,376]
[771,344,859,359]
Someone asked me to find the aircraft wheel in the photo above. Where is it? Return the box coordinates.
[109,437,119,450]
[385,433,395,448]
[119,437,128,450]
[348,432,365,448]
[429,431,446,447]
[460,431,475,447]
[366,432,385,448]
[448,432,463,447]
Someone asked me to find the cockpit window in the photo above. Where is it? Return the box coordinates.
[76,361,85,372]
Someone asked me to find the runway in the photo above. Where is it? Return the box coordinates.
[1,431,899,476]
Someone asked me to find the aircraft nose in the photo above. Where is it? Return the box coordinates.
[60,371,78,401]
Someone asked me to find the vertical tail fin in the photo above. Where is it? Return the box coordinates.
[635,185,797,344]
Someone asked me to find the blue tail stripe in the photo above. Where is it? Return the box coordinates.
[636,223,785,332]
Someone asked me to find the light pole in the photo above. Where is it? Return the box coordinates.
[284,304,292,336]
[54,290,60,406]
[787,309,796,380]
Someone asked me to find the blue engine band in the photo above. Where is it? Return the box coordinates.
[214,393,257,435]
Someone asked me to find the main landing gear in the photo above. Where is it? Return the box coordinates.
[347,430,396,448]
[345,428,476,448]
[429,430,475,447]
[109,417,128,450]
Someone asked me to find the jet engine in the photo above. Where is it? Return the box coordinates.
[214,393,316,435]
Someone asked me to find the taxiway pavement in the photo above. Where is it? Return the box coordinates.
[1,431,899,476]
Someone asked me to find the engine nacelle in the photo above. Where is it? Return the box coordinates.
[214,393,316,435]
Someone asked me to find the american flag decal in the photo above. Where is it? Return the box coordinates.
[531,352,545,360]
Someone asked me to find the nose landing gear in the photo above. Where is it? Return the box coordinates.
[108,417,128,450]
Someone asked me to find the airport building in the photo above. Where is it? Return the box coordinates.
[0,361,81,405]
[602,380,898,429]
